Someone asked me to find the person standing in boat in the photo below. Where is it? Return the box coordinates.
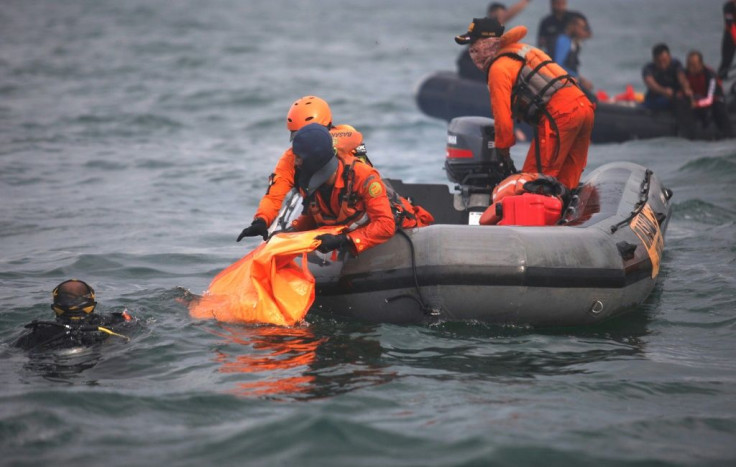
[537,0,591,55]
[287,124,432,254]
[552,13,593,94]
[717,0,736,79]
[685,50,733,138]
[236,96,369,242]
[641,43,696,138]
[455,17,595,190]
[457,1,532,81]
[14,280,134,351]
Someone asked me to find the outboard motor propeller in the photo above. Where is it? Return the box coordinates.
[445,116,516,193]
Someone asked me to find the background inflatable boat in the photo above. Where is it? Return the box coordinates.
[415,71,735,143]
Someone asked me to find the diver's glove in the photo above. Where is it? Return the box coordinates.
[236,218,268,242]
[315,233,349,253]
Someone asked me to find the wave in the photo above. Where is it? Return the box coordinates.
[72,113,183,130]
[678,153,736,177]
[670,199,736,225]
[157,89,273,112]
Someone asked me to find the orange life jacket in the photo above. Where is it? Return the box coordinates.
[487,43,576,123]
[305,159,368,230]
[480,172,568,225]
[304,159,427,231]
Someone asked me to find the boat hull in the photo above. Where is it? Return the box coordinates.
[306,162,672,326]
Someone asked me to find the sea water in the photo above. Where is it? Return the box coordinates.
[1,0,735,465]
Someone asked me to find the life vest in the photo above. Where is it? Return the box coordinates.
[687,66,724,105]
[304,160,424,232]
[487,43,576,123]
[304,159,367,230]
[480,172,568,225]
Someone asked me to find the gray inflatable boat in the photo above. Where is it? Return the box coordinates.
[272,117,673,326]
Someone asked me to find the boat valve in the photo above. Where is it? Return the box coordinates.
[589,300,604,315]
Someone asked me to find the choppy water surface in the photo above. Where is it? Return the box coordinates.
[2,0,735,465]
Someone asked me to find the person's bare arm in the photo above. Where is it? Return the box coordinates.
[499,0,531,24]
[643,75,673,98]
[677,70,693,98]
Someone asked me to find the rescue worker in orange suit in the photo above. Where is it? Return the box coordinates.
[288,124,432,254]
[236,96,368,242]
[455,17,595,190]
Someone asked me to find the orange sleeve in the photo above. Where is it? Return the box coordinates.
[345,165,396,254]
[488,57,521,149]
[254,149,296,226]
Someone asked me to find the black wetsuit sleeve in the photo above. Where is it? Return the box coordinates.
[13,323,68,350]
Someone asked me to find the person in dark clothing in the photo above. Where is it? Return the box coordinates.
[537,0,591,55]
[553,12,592,91]
[642,43,696,138]
[687,50,733,138]
[14,280,134,352]
[718,0,736,79]
[457,1,532,81]
[642,43,693,110]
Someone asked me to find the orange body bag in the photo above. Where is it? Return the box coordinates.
[189,226,343,326]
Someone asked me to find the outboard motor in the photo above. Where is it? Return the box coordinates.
[445,116,516,192]
[446,116,517,224]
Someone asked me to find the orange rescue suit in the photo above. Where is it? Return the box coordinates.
[290,159,397,254]
[487,43,595,190]
[254,124,364,226]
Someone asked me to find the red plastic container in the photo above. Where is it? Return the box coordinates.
[497,193,562,226]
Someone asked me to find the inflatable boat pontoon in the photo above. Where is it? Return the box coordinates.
[271,117,673,326]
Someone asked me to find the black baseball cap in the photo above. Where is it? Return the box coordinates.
[455,17,505,45]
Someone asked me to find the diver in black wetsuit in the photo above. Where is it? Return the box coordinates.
[14,279,134,351]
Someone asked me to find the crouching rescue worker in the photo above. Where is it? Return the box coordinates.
[287,124,432,254]
[456,17,595,190]
[14,280,134,351]
[237,96,369,242]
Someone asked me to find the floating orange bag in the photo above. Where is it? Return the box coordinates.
[189,226,343,326]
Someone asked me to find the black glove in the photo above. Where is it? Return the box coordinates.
[315,233,348,253]
[236,218,268,242]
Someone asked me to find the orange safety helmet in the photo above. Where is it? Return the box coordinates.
[286,96,332,132]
